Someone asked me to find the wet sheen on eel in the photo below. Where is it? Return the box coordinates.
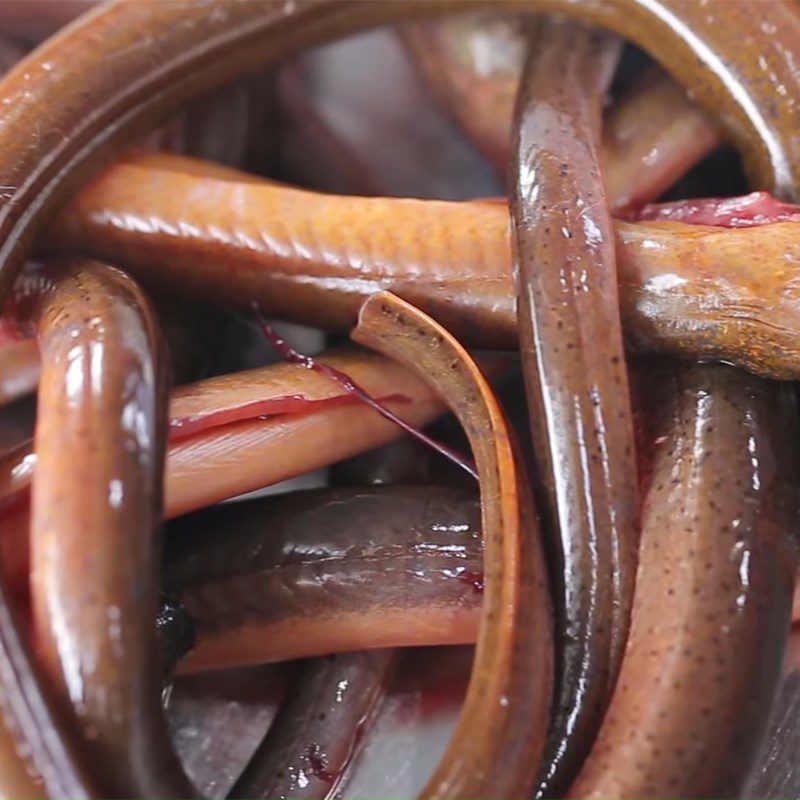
[511,19,637,796]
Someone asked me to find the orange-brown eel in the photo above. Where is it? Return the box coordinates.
[44,150,800,380]
[353,292,552,799]
[0,0,797,315]
[511,19,637,796]
[168,351,446,518]
[0,343,449,598]
[0,0,797,792]
[16,258,193,798]
[571,363,799,798]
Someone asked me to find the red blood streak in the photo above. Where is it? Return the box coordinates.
[167,392,411,442]
[457,569,485,595]
[253,304,478,480]
[634,191,800,228]
[304,743,336,784]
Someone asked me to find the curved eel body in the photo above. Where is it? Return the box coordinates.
[0,345,448,597]
[571,363,799,798]
[19,259,192,797]
[353,293,552,799]
[44,150,800,380]
[0,1,796,796]
[164,485,483,674]
[511,20,638,797]
[403,15,720,210]
[232,650,395,799]
[0,0,796,314]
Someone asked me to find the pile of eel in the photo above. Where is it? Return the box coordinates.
[0,1,797,798]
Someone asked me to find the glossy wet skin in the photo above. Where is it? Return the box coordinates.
[232,650,395,799]
[402,18,720,208]
[0,0,797,315]
[18,259,192,798]
[571,363,798,798]
[0,1,798,797]
[165,486,484,673]
[354,293,553,799]
[511,19,638,796]
[44,150,800,379]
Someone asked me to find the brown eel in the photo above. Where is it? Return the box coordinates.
[20,259,192,797]
[164,485,483,674]
[511,19,637,797]
[231,650,395,799]
[0,0,797,315]
[353,292,552,799]
[402,15,720,209]
[571,363,798,798]
[0,0,796,794]
[41,149,800,380]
